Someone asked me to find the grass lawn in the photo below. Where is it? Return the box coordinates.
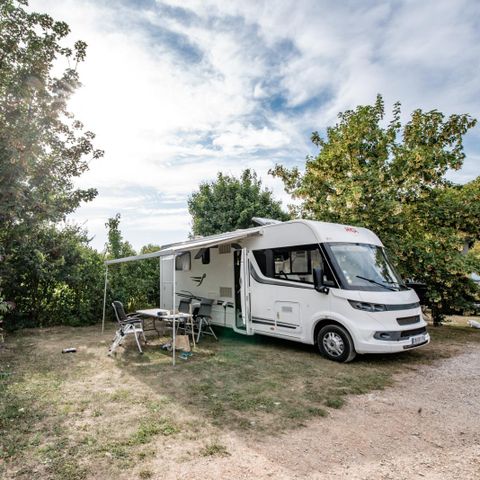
[1,320,480,479]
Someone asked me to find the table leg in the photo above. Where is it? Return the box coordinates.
[189,305,196,349]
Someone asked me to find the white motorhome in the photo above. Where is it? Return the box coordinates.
[154,219,429,362]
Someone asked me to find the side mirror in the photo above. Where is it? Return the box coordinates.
[313,267,329,294]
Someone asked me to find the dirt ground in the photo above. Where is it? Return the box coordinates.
[176,345,480,480]
[2,319,480,480]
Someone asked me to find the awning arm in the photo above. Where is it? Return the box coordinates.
[105,250,162,265]
[104,228,263,266]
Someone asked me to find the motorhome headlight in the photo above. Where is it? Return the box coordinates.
[348,300,387,312]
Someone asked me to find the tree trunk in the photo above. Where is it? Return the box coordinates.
[431,306,444,326]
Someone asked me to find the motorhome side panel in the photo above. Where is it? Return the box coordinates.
[243,222,329,343]
[174,246,236,328]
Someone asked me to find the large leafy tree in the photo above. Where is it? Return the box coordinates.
[0,0,103,229]
[188,169,289,236]
[3,225,104,328]
[0,1,103,328]
[271,95,480,324]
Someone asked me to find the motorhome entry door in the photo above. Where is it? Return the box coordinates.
[233,249,252,335]
[160,255,174,310]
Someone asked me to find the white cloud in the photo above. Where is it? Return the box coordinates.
[212,123,289,153]
[29,0,480,251]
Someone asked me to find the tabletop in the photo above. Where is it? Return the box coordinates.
[136,308,170,317]
[136,308,192,319]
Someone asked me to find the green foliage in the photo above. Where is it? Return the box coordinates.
[0,286,11,322]
[0,0,103,231]
[2,225,104,329]
[200,441,229,457]
[104,215,160,314]
[188,169,289,236]
[105,214,134,259]
[271,95,480,324]
[0,1,103,329]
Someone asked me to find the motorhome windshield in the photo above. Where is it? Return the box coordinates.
[325,243,405,291]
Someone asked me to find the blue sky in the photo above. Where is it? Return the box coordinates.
[32,0,480,251]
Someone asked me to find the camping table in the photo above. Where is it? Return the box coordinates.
[136,308,169,336]
[136,309,196,348]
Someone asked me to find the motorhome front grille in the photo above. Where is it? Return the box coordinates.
[219,244,231,254]
[396,315,420,326]
[400,326,427,338]
[219,287,232,298]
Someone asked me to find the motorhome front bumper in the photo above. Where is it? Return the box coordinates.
[353,327,430,354]
[373,326,427,341]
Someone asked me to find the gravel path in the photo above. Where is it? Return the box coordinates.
[160,344,480,480]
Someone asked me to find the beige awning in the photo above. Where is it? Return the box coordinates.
[104,227,263,265]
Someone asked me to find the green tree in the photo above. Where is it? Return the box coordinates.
[104,215,160,314]
[2,225,104,328]
[271,95,480,325]
[188,169,289,236]
[0,0,103,230]
[105,214,135,260]
[0,1,103,328]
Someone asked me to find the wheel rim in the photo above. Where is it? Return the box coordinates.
[322,331,345,357]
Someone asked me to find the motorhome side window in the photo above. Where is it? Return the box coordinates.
[175,252,191,271]
[253,245,335,285]
[201,248,210,264]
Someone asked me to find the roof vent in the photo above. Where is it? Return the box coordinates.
[219,244,231,254]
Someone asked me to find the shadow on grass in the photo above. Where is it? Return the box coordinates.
[116,323,480,435]
[2,322,479,479]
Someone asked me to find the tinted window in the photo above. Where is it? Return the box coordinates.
[253,245,335,285]
[254,250,268,275]
[201,248,210,265]
[175,252,191,271]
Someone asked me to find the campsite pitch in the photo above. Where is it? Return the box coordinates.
[1,320,479,479]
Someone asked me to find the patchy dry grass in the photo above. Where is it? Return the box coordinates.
[1,320,479,479]
[200,441,230,457]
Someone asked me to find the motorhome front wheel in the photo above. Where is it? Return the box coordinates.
[317,324,356,363]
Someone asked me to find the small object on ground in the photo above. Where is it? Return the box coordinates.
[175,334,191,352]
[468,320,480,329]
[161,343,172,351]
[62,348,77,353]
[179,351,192,360]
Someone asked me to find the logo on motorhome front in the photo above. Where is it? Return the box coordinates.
[191,273,206,286]
[345,227,359,234]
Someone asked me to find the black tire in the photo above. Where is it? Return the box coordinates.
[317,324,356,363]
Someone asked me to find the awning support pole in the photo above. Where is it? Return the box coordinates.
[102,266,108,333]
[172,254,176,366]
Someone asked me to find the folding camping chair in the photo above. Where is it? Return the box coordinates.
[176,297,192,333]
[178,297,192,314]
[194,299,218,342]
[109,301,146,355]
